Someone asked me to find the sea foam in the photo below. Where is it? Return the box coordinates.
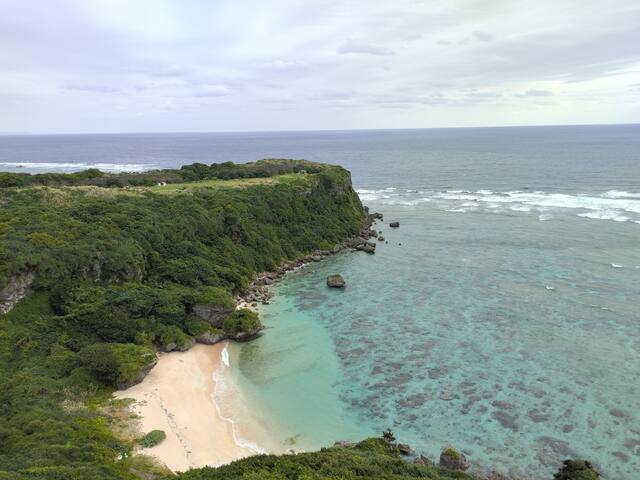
[0,161,156,173]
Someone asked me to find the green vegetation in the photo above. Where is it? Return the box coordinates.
[138,430,167,449]
[223,309,261,337]
[553,460,600,480]
[171,438,478,480]
[0,160,365,479]
[0,158,325,189]
[442,448,461,461]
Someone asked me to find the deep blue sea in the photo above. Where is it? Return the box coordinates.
[2,125,639,479]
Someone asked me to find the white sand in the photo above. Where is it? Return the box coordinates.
[114,343,259,472]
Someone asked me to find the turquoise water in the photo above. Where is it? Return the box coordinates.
[229,196,640,479]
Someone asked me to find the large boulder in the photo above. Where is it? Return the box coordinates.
[356,242,376,254]
[326,274,346,288]
[412,455,433,466]
[439,445,469,471]
[195,330,226,345]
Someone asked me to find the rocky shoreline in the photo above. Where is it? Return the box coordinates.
[237,208,383,308]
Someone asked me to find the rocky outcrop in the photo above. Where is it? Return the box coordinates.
[165,337,195,352]
[117,354,158,390]
[412,454,434,466]
[195,330,226,345]
[553,459,600,480]
[355,241,376,254]
[192,304,233,327]
[484,472,509,480]
[439,445,470,471]
[327,274,346,288]
[333,440,355,448]
[0,271,35,315]
[397,443,411,455]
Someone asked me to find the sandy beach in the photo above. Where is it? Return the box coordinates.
[114,343,260,472]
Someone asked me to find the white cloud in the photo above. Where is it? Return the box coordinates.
[0,0,638,133]
[337,39,394,56]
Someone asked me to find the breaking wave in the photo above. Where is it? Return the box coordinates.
[356,188,640,224]
[0,161,156,173]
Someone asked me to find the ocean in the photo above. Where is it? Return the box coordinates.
[2,125,639,479]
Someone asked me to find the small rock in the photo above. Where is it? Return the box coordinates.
[439,445,469,471]
[333,440,355,448]
[389,221,400,228]
[412,454,433,466]
[485,472,509,480]
[378,236,385,241]
[398,443,411,455]
[326,274,346,288]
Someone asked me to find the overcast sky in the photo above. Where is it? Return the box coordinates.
[1,0,639,133]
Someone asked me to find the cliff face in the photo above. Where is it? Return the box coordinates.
[0,161,369,479]
[0,271,34,314]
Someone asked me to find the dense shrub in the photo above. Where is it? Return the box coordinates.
[138,430,167,448]
[172,438,478,480]
[553,460,600,480]
[223,309,261,335]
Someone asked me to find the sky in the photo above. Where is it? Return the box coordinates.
[1,0,639,134]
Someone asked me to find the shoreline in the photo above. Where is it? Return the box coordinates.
[115,210,384,471]
[114,343,262,472]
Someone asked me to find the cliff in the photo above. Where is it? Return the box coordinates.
[0,160,367,479]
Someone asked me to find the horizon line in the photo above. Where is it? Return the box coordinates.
[2,121,639,137]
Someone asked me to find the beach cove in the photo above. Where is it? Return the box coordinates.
[114,343,264,472]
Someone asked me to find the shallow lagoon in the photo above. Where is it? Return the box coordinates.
[229,195,640,480]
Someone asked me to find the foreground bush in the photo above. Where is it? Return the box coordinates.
[138,430,167,449]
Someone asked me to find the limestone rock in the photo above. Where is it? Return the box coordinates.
[398,443,411,455]
[192,304,233,327]
[333,440,355,448]
[326,274,346,288]
[439,445,469,471]
[553,459,600,480]
[0,271,35,314]
[195,331,225,345]
[413,455,434,466]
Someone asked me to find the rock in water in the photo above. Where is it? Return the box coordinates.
[413,454,434,466]
[439,446,469,471]
[553,459,600,480]
[397,443,411,455]
[333,440,355,448]
[389,221,400,228]
[326,274,346,288]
